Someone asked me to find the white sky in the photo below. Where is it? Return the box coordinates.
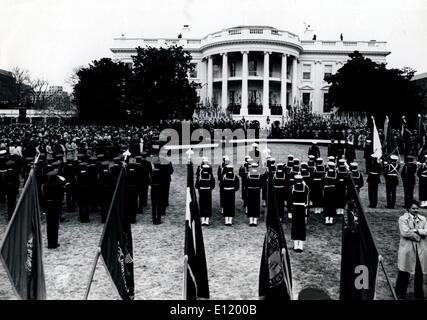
[1,0,426,92]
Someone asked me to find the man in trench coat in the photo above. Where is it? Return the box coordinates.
[395,200,427,300]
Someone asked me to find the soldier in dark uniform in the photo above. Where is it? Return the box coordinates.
[417,155,427,207]
[126,162,139,223]
[285,155,294,175]
[76,162,91,223]
[262,157,276,207]
[401,155,417,209]
[323,162,337,225]
[364,140,373,174]
[4,160,20,220]
[217,156,230,214]
[384,155,400,208]
[327,139,337,160]
[63,159,77,212]
[150,159,163,224]
[220,165,239,226]
[41,170,65,249]
[345,141,356,165]
[87,156,100,213]
[195,164,215,226]
[336,140,346,161]
[272,163,286,221]
[239,155,251,213]
[99,161,114,223]
[246,163,263,226]
[336,159,348,215]
[307,155,316,176]
[287,158,300,219]
[350,162,364,194]
[308,141,320,160]
[0,150,8,203]
[367,155,382,208]
[159,155,173,212]
[311,158,325,214]
[289,175,309,252]
[135,152,152,210]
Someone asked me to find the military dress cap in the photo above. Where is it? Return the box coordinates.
[295,174,303,181]
[226,164,233,169]
[328,156,335,161]
[201,164,210,169]
[340,140,346,144]
[247,157,253,163]
[366,140,372,143]
[288,155,294,159]
[135,155,142,161]
[350,162,358,169]
[251,162,259,168]
[252,143,258,148]
[312,141,317,144]
[334,140,339,144]
[244,155,250,161]
[224,158,231,164]
[277,162,284,168]
[338,159,346,164]
[0,150,6,155]
[327,161,336,168]
[293,158,300,165]
[308,155,315,159]
[316,157,323,162]
[348,141,354,145]
[269,157,276,163]
[52,160,61,167]
[6,160,15,166]
[391,155,399,161]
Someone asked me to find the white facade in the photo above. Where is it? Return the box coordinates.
[111,25,390,125]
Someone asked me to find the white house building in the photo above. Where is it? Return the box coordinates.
[111,25,390,126]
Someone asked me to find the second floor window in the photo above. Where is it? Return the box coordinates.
[249,90,260,104]
[249,60,257,76]
[303,64,311,80]
[324,65,332,80]
[189,63,197,78]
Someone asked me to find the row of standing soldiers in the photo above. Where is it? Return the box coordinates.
[194,145,364,252]
[366,153,427,210]
[1,151,173,249]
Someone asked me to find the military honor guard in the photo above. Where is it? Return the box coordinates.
[367,155,382,208]
[249,143,261,164]
[217,155,230,214]
[290,175,309,252]
[384,155,400,208]
[272,163,287,221]
[417,155,427,208]
[41,170,65,249]
[126,161,139,223]
[99,161,114,223]
[350,162,364,194]
[239,156,252,213]
[195,164,215,226]
[287,158,301,219]
[401,155,418,209]
[336,159,348,215]
[311,158,326,214]
[150,159,163,224]
[136,152,152,210]
[364,140,373,173]
[4,160,20,220]
[308,141,320,160]
[76,162,91,222]
[220,164,239,226]
[323,162,337,225]
[246,163,263,226]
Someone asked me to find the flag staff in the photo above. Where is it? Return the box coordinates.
[378,256,398,300]
[183,255,188,300]
[83,247,101,300]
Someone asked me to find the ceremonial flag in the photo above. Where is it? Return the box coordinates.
[416,114,426,157]
[339,175,379,300]
[371,117,382,160]
[0,169,46,300]
[98,166,134,300]
[383,116,399,161]
[259,174,293,300]
[401,116,413,156]
[184,161,209,300]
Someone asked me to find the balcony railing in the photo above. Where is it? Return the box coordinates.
[248,71,258,76]
[227,103,241,115]
[269,104,283,115]
[248,103,263,115]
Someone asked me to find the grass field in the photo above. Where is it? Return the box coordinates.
[0,143,426,300]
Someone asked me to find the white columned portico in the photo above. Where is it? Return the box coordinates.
[241,51,249,115]
[292,56,298,105]
[221,53,228,111]
[281,54,288,113]
[207,55,213,102]
[263,51,270,116]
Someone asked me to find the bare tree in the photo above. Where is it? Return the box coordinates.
[30,77,49,108]
[10,66,32,105]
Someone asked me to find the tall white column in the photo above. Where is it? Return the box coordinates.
[281,54,288,113]
[241,51,248,115]
[221,53,228,111]
[263,51,270,116]
[292,56,298,106]
[207,55,213,103]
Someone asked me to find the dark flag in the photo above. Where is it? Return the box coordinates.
[0,169,46,300]
[99,166,134,300]
[401,116,413,157]
[416,114,426,160]
[259,173,293,300]
[184,161,209,300]
[339,174,379,300]
[383,115,399,161]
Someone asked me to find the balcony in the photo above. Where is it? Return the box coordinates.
[269,71,281,78]
[248,103,263,115]
[227,103,241,115]
[248,70,258,76]
[270,104,283,115]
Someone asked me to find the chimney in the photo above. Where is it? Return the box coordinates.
[182,24,190,34]
[303,25,314,40]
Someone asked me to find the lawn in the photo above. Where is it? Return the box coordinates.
[0,143,425,300]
